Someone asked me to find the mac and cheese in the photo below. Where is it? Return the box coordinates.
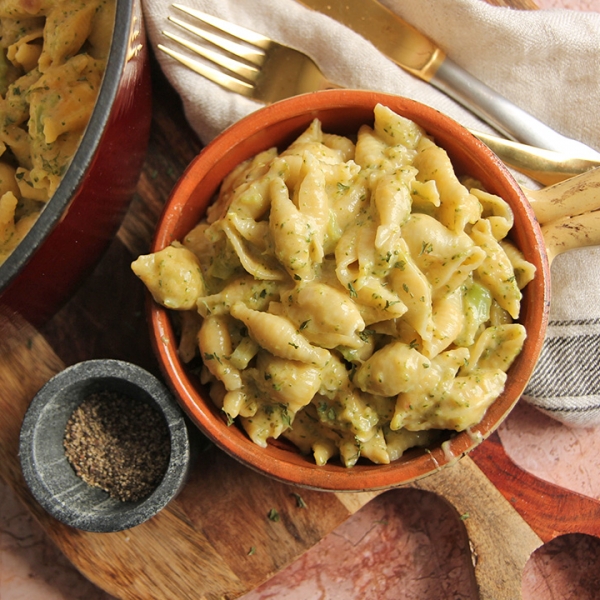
[133,105,535,467]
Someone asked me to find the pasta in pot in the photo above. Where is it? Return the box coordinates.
[0,0,115,265]
[132,104,536,468]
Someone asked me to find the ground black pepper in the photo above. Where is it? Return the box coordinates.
[63,390,171,502]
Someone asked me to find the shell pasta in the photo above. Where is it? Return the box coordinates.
[132,104,535,468]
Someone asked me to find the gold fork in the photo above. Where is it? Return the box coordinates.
[159,4,339,104]
[158,5,599,185]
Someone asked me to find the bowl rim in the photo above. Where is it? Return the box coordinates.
[149,89,551,492]
[19,359,191,532]
[0,0,135,294]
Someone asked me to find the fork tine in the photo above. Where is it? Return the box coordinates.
[172,4,271,50]
[168,15,265,67]
[157,43,256,98]
[162,29,260,82]
[163,4,338,105]
[173,4,271,50]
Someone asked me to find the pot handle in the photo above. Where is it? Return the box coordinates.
[524,167,600,263]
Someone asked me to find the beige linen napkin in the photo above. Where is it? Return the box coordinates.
[142,0,600,427]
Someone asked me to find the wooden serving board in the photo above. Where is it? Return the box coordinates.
[2,5,600,598]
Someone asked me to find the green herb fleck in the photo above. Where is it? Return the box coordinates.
[420,241,433,255]
[203,352,222,364]
[299,319,311,331]
[358,329,376,343]
[292,493,307,509]
[223,410,234,426]
[268,508,280,522]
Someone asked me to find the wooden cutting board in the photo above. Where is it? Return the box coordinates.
[2,4,600,599]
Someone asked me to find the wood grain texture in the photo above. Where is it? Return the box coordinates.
[0,309,65,495]
[4,2,600,599]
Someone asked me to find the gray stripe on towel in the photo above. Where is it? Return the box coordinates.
[522,317,600,426]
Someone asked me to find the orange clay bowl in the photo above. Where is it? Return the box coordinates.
[148,89,549,492]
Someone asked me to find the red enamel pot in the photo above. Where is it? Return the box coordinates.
[0,0,152,327]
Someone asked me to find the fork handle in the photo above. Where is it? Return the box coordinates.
[430,57,600,161]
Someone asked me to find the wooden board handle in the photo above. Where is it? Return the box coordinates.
[471,431,600,543]
[406,455,542,599]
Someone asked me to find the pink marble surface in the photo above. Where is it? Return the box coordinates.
[1,0,599,598]
[540,0,597,7]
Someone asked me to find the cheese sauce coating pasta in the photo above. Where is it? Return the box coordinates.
[133,105,535,468]
[0,0,115,265]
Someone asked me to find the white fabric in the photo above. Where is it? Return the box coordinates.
[142,0,600,426]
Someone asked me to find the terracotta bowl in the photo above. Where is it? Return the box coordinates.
[0,0,152,327]
[148,90,550,492]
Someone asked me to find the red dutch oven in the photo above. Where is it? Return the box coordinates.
[0,0,152,326]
